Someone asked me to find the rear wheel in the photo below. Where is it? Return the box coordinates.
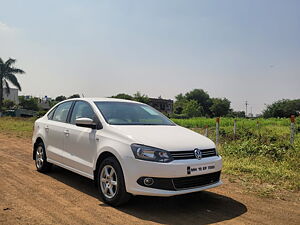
[97,157,131,206]
[35,142,52,172]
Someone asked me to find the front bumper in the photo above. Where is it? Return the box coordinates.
[122,155,222,196]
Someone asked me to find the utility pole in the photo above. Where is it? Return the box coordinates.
[216,117,220,145]
[290,115,295,145]
[245,101,248,117]
[204,125,208,137]
[233,119,237,140]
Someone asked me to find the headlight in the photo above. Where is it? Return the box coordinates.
[131,144,173,163]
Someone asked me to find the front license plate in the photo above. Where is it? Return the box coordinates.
[187,164,215,175]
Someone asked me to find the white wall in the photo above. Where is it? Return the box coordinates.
[3,88,19,104]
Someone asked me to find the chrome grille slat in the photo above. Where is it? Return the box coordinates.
[170,148,217,160]
[171,154,195,156]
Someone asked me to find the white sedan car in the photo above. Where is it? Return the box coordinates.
[32,98,222,206]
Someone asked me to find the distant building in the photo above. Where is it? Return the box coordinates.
[148,98,173,115]
[38,96,51,110]
[2,88,19,104]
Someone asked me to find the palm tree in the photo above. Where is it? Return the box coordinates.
[0,58,25,113]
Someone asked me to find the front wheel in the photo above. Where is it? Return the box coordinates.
[97,157,131,206]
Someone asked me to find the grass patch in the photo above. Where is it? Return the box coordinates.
[0,117,36,138]
[222,154,300,191]
[172,117,299,128]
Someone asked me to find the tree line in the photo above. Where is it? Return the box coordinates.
[110,89,299,119]
[112,89,242,118]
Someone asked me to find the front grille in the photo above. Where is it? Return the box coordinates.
[170,148,217,160]
[173,171,221,190]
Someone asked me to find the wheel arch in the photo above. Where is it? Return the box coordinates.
[93,150,122,181]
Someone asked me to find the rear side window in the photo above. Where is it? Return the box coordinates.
[47,108,56,120]
[52,101,73,123]
[70,101,95,124]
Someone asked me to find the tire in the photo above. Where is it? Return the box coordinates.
[35,142,52,172]
[96,157,131,206]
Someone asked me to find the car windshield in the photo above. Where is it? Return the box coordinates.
[94,101,175,126]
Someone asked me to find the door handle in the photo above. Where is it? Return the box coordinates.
[64,130,70,136]
[45,125,49,132]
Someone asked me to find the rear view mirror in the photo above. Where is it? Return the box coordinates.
[75,118,97,129]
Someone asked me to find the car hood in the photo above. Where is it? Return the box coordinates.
[110,125,215,151]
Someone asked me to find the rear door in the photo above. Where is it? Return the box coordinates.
[45,101,73,164]
[63,100,98,176]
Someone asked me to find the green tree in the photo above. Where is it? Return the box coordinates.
[174,99,187,114]
[18,96,39,111]
[55,95,67,102]
[185,89,212,116]
[133,91,149,104]
[0,58,25,112]
[227,110,246,118]
[263,99,300,118]
[173,93,187,114]
[175,93,186,102]
[68,94,80,99]
[49,100,58,108]
[111,93,133,100]
[182,100,203,118]
[210,98,231,117]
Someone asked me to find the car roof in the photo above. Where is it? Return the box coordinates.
[65,97,144,104]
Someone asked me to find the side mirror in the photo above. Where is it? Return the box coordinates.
[75,118,97,129]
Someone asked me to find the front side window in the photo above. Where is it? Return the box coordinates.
[52,101,73,123]
[94,101,175,126]
[70,101,95,124]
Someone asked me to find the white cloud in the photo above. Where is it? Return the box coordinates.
[0,21,17,33]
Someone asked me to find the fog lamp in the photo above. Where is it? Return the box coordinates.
[143,177,154,186]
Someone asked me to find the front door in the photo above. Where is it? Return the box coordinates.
[63,101,98,176]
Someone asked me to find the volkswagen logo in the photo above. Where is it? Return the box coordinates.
[194,148,202,160]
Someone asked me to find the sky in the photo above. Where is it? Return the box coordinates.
[0,0,299,114]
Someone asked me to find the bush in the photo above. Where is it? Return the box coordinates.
[18,96,39,111]
[3,99,16,110]
[263,99,300,118]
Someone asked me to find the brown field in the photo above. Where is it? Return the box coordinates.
[0,133,299,225]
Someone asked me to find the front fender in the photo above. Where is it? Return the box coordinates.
[93,139,134,184]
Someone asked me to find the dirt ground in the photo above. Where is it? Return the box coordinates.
[0,133,299,225]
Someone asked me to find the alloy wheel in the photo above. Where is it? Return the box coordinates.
[100,165,118,199]
[36,146,44,169]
